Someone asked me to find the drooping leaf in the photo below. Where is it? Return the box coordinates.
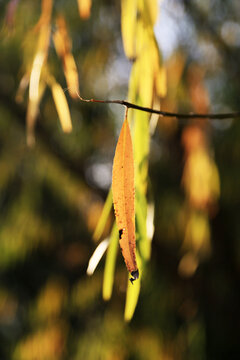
[138,50,154,108]
[112,111,138,281]
[135,189,149,261]
[121,0,138,59]
[26,80,46,147]
[93,189,113,242]
[135,17,148,58]
[134,110,149,195]
[124,250,141,321]
[87,238,109,276]
[127,61,140,123]
[27,14,51,146]
[34,0,53,31]
[102,223,119,301]
[144,0,158,25]
[28,29,49,101]
[15,73,30,103]
[77,0,92,19]
[49,77,72,133]
[53,16,79,99]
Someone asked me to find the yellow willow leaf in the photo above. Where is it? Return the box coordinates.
[112,111,139,283]
[50,80,72,133]
[63,54,79,99]
[147,38,166,98]
[135,18,149,58]
[134,110,149,195]
[77,0,92,19]
[144,0,158,26]
[29,24,50,102]
[27,23,51,146]
[121,0,138,59]
[138,51,154,108]
[34,0,53,31]
[15,73,29,103]
[39,0,52,24]
[29,52,45,102]
[53,29,66,58]
[127,61,140,123]
[54,15,72,56]
[53,16,79,99]
[26,81,46,147]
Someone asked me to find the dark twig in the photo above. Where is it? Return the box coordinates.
[78,96,240,120]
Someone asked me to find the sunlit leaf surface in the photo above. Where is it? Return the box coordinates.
[112,112,138,276]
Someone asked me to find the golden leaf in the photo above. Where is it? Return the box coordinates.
[77,0,92,19]
[27,23,51,146]
[34,0,53,31]
[26,81,45,147]
[50,79,72,133]
[63,54,79,99]
[112,111,139,282]
[53,16,79,99]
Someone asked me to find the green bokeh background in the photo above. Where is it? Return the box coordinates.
[0,0,240,359]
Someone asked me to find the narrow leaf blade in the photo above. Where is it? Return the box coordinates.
[102,223,119,301]
[121,0,137,59]
[93,189,113,242]
[124,251,141,321]
[112,113,138,276]
[50,80,72,133]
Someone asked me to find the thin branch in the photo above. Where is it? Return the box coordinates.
[78,96,240,120]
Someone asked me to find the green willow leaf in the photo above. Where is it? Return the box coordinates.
[136,190,150,262]
[102,222,118,301]
[93,189,112,242]
[134,108,150,195]
[124,251,142,321]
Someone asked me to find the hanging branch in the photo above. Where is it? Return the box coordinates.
[77,95,240,120]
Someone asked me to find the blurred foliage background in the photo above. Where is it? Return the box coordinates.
[0,0,240,359]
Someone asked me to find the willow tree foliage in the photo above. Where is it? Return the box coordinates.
[0,0,240,359]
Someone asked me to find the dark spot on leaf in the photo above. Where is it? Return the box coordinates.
[130,269,139,284]
[119,229,123,239]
